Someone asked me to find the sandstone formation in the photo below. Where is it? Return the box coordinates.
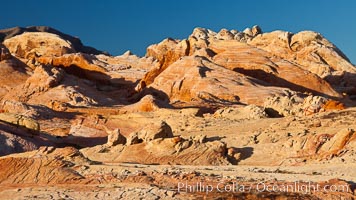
[118,95,165,113]
[106,128,126,146]
[0,25,355,199]
[126,121,173,144]
[0,26,106,55]
[213,105,268,120]
[0,147,89,184]
[3,32,76,59]
[0,113,40,131]
[137,26,354,108]
[0,128,38,156]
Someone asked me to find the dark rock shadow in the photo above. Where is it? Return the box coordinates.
[234,68,339,100]
[264,107,284,118]
[22,104,82,120]
[59,135,107,148]
[0,122,56,156]
[346,181,356,193]
[204,136,226,142]
[62,64,135,87]
[198,66,212,77]
[324,72,356,98]
[0,133,27,156]
[128,86,172,108]
[53,64,138,107]
[228,147,254,165]
[35,130,107,149]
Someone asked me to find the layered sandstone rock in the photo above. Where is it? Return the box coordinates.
[3,25,353,110]
[81,135,231,166]
[213,105,268,120]
[247,30,356,96]
[211,40,340,98]
[119,95,165,113]
[3,32,75,59]
[142,38,190,86]
[126,121,173,144]
[248,30,356,77]
[146,56,295,106]
[0,113,40,131]
[264,94,345,117]
[297,128,355,160]
[0,44,31,98]
[0,26,105,55]
[137,26,353,107]
[0,147,89,184]
[106,128,126,146]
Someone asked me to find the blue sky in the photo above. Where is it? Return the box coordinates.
[1,0,355,64]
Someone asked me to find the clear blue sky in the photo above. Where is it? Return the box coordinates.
[1,0,355,64]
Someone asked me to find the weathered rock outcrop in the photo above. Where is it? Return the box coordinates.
[81,121,238,165]
[127,121,173,145]
[0,113,40,131]
[248,31,356,77]
[119,95,166,113]
[0,26,105,55]
[297,128,355,160]
[136,26,353,107]
[106,128,126,146]
[147,56,294,106]
[264,94,345,116]
[82,135,231,166]
[0,129,38,156]
[136,38,190,91]
[3,32,75,59]
[0,147,89,184]
[211,40,340,98]
[247,30,356,96]
[0,44,31,98]
[213,105,268,120]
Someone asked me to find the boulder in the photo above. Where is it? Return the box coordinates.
[0,100,56,119]
[24,65,64,94]
[106,128,127,146]
[119,95,163,113]
[319,128,354,154]
[0,113,40,131]
[216,29,234,40]
[263,92,305,116]
[251,25,262,36]
[213,105,268,120]
[264,94,344,116]
[127,121,173,145]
